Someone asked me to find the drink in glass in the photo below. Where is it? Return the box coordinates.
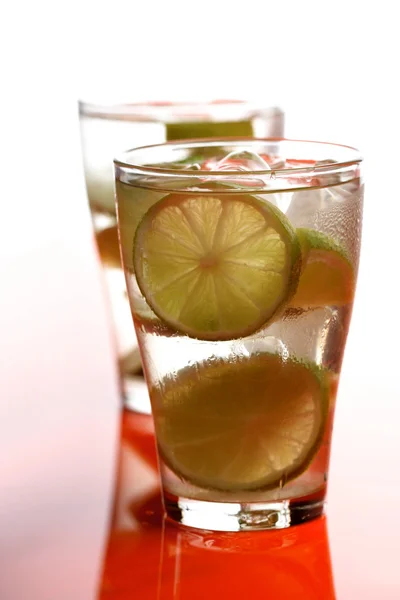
[114,139,363,530]
[79,102,284,412]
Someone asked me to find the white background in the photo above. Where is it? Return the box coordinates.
[1,1,400,599]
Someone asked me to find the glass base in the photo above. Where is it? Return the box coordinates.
[164,492,325,531]
[123,375,152,414]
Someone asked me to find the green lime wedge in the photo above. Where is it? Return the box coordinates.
[290,228,355,309]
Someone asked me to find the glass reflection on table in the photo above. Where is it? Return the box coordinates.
[98,409,336,599]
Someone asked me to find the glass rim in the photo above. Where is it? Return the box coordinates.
[78,99,283,122]
[114,138,363,178]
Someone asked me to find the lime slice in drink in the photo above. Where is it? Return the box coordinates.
[133,193,301,340]
[166,120,253,141]
[290,228,355,309]
[153,353,328,491]
[116,181,163,271]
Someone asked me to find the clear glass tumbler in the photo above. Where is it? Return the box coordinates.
[114,139,363,531]
[79,101,284,413]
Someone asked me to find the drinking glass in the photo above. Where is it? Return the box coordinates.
[114,138,363,531]
[79,101,284,413]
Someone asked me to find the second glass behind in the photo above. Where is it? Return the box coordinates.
[79,101,284,413]
[114,139,363,531]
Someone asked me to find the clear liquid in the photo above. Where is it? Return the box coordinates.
[81,114,282,393]
[119,178,363,503]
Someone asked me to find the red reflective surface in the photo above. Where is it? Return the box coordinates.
[99,411,336,599]
[3,380,400,600]
[95,407,385,599]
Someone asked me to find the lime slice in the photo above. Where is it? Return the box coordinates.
[116,180,164,271]
[290,228,355,309]
[152,353,328,491]
[133,193,301,341]
[166,120,253,141]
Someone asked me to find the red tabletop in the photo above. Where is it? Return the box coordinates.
[3,370,400,600]
[99,395,400,599]
[99,410,336,599]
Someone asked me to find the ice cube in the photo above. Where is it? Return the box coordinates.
[215,150,272,172]
[312,184,363,267]
[199,150,276,192]
[239,334,289,361]
[267,307,337,366]
[286,180,360,232]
